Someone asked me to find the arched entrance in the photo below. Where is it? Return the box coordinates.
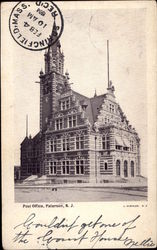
[124,160,128,177]
[131,161,135,177]
[116,160,121,176]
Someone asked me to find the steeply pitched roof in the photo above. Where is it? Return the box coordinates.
[90,94,106,122]
[33,132,41,142]
[21,136,30,145]
[72,90,106,125]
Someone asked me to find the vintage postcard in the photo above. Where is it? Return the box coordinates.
[2,1,156,249]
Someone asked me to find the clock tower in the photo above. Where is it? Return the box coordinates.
[39,19,65,131]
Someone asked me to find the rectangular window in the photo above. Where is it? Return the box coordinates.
[102,135,110,150]
[102,137,106,149]
[80,160,84,174]
[76,160,79,174]
[49,161,57,175]
[56,120,59,130]
[73,116,76,127]
[76,137,79,150]
[66,161,69,174]
[68,115,77,128]
[59,119,63,129]
[69,116,72,128]
[107,136,110,149]
[80,136,84,149]
[76,135,84,150]
[50,138,57,152]
[62,161,70,174]
[61,99,70,110]
[61,101,65,110]
[75,160,84,174]
[62,161,66,174]
[63,139,66,151]
[55,119,64,130]
[62,137,70,151]
[66,100,70,109]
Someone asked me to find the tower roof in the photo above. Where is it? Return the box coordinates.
[49,19,61,49]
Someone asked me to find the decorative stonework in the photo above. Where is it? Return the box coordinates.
[20,24,140,183]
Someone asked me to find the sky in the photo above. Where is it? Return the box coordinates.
[3,2,147,176]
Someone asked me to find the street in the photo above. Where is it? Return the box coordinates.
[15,186,147,202]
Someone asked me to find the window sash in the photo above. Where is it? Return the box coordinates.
[50,139,57,152]
[61,99,70,110]
[75,160,84,174]
[63,138,70,151]
[49,162,57,174]
[102,136,110,150]
[76,135,84,150]
[62,161,70,174]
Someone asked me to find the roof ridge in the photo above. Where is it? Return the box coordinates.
[72,90,90,99]
[90,93,106,100]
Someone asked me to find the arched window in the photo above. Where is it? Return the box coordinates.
[131,161,134,177]
[104,162,108,170]
[124,160,128,177]
[116,160,120,176]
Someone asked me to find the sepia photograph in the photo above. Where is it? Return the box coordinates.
[2,1,156,249]
[13,2,147,203]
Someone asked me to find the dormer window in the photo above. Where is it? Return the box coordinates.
[61,98,70,110]
[55,115,77,130]
[66,99,70,109]
[68,115,77,128]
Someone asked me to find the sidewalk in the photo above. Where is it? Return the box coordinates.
[15,181,147,189]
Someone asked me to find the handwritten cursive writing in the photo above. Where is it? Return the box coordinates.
[13,213,155,249]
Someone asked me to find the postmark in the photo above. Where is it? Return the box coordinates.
[9,1,64,51]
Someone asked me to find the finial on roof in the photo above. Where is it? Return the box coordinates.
[107,80,115,96]
[40,68,44,75]
[65,70,70,80]
[94,89,97,97]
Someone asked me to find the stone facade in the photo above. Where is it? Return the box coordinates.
[20,21,140,183]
